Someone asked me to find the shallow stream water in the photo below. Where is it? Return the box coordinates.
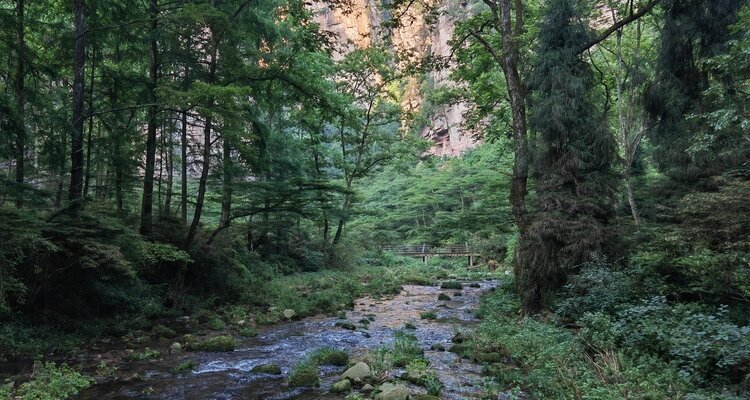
[75,280,498,399]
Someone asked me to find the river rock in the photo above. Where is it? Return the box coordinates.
[438,293,451,301]
[169,342,182,354]
[331,379,352,393]
[375,383,410,400]
[361,383,374,392]
[342,362,372,381]
[283,309,296,319]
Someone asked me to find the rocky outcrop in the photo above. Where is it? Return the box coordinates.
[312,0,479,157]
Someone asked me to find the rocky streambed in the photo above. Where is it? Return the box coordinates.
[74,280,499,399]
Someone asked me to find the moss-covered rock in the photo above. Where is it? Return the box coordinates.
[288,363,319,387]
[190,335,235,352]
[336,322,357,331]
[251,364,282,374]
[440,281,463,290]
[331,379,352,393]
[430,343,446,352]
[312,348,349,366]
[437,293,451,301]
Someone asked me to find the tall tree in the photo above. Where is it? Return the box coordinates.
[69,0,86,202]
[140,0,159,235]
[13,0,24,207]
[517,0,618,314]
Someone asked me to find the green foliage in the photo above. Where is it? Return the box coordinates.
[172,360,198,374]
[646,0,749,181]
[15,363,93,400]
[351,141,514,247]
[126,347,161,361]
[475,282,691,399]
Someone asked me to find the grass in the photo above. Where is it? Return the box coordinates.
[256,255,497,325]
[310,348,349,366]
[172,360,198,374]
[420,311,437,320]
[392,330,424,368]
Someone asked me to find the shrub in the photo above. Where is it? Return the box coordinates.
[16,363,93,400]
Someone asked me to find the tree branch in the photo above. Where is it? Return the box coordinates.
[577,0,661,54]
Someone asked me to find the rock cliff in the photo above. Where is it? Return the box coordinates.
[312,0,479,156]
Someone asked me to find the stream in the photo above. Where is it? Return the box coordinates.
[75,280,498,399]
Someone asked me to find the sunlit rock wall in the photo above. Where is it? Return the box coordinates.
[312,0,479,157]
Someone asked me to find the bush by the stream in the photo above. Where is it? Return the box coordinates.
[12,363,93,400]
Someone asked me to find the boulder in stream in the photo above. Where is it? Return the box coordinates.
[341,362,372,382]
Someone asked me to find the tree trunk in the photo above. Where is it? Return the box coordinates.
[498,0,529,234]
[184,40,218,249]
[219,137,232,228]
[140,0,159,236]
[497,0,530,277]
[332,189,351,245]
[157,121,164,215]
[83,49,96,198]
[69,0,86,202]
[615,25,642,225]
[184,115,212,248]
[164,119,174,215]
[14,0,25,208]
[180,110,188,225]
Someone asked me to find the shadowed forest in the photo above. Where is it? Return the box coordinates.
[0,0,749,398]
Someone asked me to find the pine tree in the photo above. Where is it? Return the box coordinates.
[517,0,618,314]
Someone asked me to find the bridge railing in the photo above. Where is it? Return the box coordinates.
[382,243,476,255]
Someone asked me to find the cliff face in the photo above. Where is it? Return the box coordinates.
[312,0,479,156]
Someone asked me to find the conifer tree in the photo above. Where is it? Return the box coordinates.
[645,0,747,182]
[517,0,618,314]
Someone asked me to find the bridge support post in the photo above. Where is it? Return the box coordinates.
[469,256,474,268]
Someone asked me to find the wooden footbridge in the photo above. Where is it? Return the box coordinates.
[382,244,480,266]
